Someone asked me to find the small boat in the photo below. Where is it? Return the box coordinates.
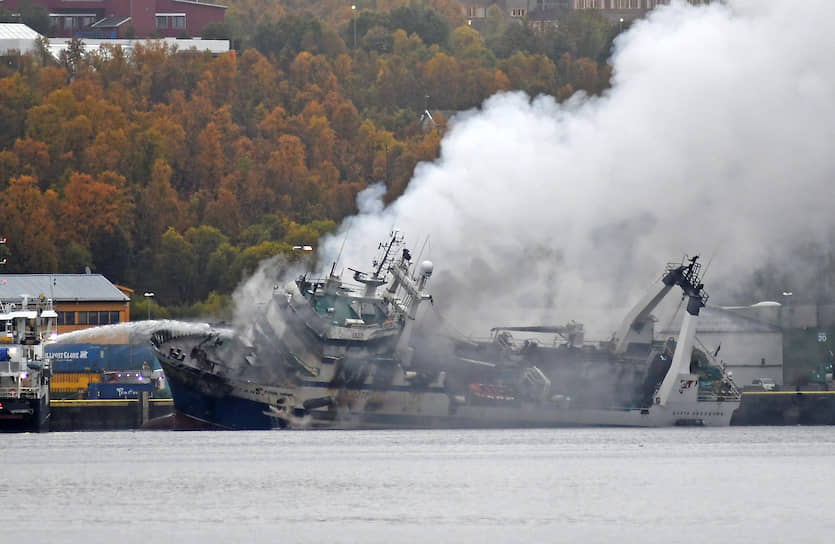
[0,295,56,432]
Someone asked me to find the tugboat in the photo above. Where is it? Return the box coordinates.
[152,234,741,430]
[0,295,56,432]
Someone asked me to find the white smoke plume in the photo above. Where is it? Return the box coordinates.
[318,0,835,338]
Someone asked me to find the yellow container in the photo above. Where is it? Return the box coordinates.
[50,372,102,393]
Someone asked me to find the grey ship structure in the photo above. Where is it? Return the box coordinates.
[152,234,740,429]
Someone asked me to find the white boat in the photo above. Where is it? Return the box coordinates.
[0,295,56,432]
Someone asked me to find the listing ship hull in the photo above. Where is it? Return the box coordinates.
[153,243,740,430]
[155,332,737,431]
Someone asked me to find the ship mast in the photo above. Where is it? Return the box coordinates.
[653,256,708,406]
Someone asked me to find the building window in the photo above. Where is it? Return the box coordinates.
[156,13,186,30]
[76,311,100,325]
[95,311,120,325]
[49,14,98,32]
[511,8,527,17]
[57,311,75,325]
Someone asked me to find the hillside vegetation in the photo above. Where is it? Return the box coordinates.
[0,2,619,316]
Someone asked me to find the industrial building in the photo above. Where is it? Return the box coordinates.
[657,303,784,388]
[0,273,130,334]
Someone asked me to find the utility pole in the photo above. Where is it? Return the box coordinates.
[352,5,357,47]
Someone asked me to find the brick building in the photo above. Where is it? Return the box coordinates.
[0,0,226,38]
[463,0,718,28]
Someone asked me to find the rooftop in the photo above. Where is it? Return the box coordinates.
[0,274,130,303]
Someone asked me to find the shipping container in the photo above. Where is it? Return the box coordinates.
[50,372,101,393]
[87,382,154,399]
[46,343,160,373]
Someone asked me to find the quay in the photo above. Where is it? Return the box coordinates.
[44,390,835,430]
[731,389,835,425]
[50,397,173,431]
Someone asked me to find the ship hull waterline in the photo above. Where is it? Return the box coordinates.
[158,356,737,430]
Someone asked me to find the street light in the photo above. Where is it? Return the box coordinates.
[352,4,357,48]
[144,292,154,321]
[781,291,792,329]
[619,17,624,33]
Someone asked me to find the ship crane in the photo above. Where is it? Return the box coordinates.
[611,256,708,406]
[611,255,706,357]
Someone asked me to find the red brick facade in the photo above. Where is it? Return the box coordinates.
[1,0,226,38]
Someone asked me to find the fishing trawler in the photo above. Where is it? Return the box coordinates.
[0,295,56,432]
[152,234,740,430]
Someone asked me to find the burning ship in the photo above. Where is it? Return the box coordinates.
[151,233,740,430]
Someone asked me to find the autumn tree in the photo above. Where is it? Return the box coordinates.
[0,175,58,272]
[0,74,33,149]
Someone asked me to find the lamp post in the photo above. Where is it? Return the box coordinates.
[352,4,357,47]
[144,292,154,321]
[619,17,624,33]
[781,291,792,329]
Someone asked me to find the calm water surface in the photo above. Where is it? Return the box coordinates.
[2,427,834,543]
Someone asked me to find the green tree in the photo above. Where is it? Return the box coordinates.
[390,3,450,47]
[16,0,51,35]
[153,228,196,304]
[185,225,230,301]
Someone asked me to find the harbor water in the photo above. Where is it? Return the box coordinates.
[2,427,834,543]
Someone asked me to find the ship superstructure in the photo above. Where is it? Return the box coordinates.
[0,294,56,432]
[152,238,740,429]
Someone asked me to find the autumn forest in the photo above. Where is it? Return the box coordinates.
[0,1,620,317]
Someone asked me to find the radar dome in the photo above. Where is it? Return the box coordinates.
[419,260,434,277]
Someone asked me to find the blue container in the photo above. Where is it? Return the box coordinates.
[47,344,160,373]
[87,381,154,399]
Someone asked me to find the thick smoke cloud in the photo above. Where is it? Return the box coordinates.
[318,0,835,338]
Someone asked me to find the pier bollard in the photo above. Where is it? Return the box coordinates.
[139,391,150,427]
